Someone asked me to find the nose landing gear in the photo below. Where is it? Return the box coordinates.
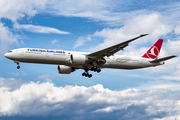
[14,61,20,69]
[17,65,20,69]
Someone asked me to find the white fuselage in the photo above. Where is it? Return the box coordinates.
[4,48,163,69]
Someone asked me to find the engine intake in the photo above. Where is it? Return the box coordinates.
[70,54,88,64]
[57,65,74,74]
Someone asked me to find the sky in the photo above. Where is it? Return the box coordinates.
[1,0,180,119]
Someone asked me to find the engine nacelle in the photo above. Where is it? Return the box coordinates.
[70,54,88,64]
[57,65,74,74]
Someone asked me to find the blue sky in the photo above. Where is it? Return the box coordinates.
[1,0,180,120]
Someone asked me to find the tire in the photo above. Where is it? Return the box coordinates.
[97,69,101,73]
[88,74,92,78]
[85,74,88,77]
[17,66,20,69]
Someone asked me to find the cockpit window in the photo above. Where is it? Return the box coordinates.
[8,51,13,53]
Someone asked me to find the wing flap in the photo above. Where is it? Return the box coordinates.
[150,55,177,63]
[87,34,148,57]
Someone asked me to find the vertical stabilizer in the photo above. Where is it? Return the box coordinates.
[142,39,163,59]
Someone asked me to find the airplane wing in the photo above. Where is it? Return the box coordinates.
[87,34,148,58]
[150,55,177,63]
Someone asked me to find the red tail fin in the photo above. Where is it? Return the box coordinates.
[142,39,163,59]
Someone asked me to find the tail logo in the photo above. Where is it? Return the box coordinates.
[147,46,159,59]
[150,46,156,56]
[142,39,163,59]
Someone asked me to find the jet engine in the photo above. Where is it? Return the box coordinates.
[57,65,74,74]
[70,54,88,64]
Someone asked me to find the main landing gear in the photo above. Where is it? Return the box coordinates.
[90,67,101,73]
[82,72,92,78]
[82,67,101,78]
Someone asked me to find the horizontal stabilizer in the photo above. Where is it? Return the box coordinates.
[150,55,177,63]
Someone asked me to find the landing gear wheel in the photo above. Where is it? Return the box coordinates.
[82,70,93,78]
[88,74,92,78]
[82,73,85,76]
[90,67,101,73]
[17,66,20,69]
[97,68,101,73]
[85,73,88,77]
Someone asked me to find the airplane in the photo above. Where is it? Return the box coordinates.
[4,34,177,78]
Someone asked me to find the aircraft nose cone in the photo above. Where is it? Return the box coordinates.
[4,53,11,58]
[4,53,8,58]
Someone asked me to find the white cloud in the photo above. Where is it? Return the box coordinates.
[51,39,58,45]
[0,0,177,27]
[137,80,180,92]
[0,79,180,119]
[0,0,125,25]
[86,13,172,51]
[8,72,29,77]
[0,0,47,21]
[45,0,180,26]
[154,115,180,120]
[174,23,180,35]
[0,77,26,91]
[46,0,121,25]
[0,22,18,58]
[74,35,92,48]
[75,13,172,52]
[163,39,180,56]
[37,74,54,82]
[14,23,70,34]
